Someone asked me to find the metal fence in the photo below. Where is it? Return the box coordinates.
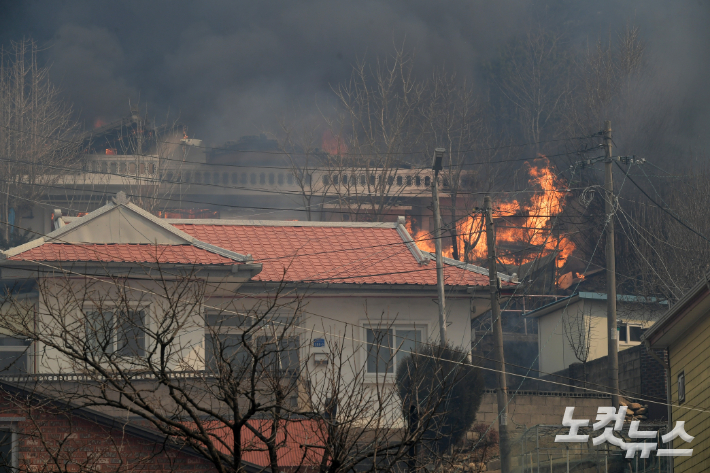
[517,423,669,473]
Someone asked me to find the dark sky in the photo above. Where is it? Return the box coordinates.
[1,0,708,147]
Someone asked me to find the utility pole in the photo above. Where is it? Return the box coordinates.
[484,195,511,473]
[431,148,447,346]
[603,120,620,409]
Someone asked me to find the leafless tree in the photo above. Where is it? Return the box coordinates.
[562,306,593,388]
[0,39,80,247]
[61,106,195,216]
[323,46,428,222]
[495,28,570,150]
[0,261,475,473]
[279,118,331,221]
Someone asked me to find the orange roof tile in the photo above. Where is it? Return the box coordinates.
[8,243,238,265]
[196,419,326,469]
[174,224,492,286]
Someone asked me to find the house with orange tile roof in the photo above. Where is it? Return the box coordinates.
[0,192,514,390]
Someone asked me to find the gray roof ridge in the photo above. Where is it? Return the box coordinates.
[166,218,399,229]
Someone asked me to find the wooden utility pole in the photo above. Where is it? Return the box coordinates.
[604,120,620,409]
[431,148,447,345]
[484,195,510,473]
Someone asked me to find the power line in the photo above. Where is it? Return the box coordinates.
[1,122,596,161]
[615,161,710,244]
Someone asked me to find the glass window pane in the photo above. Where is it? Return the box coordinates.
[0,351,28,374]
[629,326,645,342]
[86,310,114,353]
[395,330,421,367]
[117,310,145,356]
[367,329,393,373]
[206,333,251,372]
[617,323,628,343]
[255,336,299,374]
[0,430,12,473]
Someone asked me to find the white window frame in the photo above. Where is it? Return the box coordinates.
[84,305,150,357]
[0,337,32,375]
[361,322,427,378]
[204,310,301,374]
[617,322,644,346]
[0,418,23,472]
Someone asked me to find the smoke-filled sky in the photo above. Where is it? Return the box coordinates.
[1,0,708,147]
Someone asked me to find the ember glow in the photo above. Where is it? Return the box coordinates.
[407,158,575,269]
[322,130,347,156]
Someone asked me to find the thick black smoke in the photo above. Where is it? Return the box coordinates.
[1,0,708,149]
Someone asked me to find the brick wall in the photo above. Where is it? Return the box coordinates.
[0,399,215,473]
[529,344,669,420]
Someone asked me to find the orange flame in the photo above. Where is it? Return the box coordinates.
[407,158,575,270]
[322,130,347,156]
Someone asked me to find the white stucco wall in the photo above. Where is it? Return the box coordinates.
[537,298,659,374]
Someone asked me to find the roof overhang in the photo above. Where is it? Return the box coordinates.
[644,274,710,348]
[0,260,263,280]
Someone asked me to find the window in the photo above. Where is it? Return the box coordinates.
[0,427,17,473]
[395,329,421,366]
[360,175,366,186]
[86,309,114,353]
[204,172,211,184]
[194,171,202,183]
[367,329,392,373]
[205,312,300,375]
[214,172,220,184]
[257,335,300,374]
[140,163,146,175]
[287,174,293,185]
[129,162,137,174]
[166,171,174,183]
[117,309,146,357]
[120,162,127,174]
[205,332,252,372]
[101,162,108,174]
[678,371,685,404]
[241,173,248,184]
[148,163,156,174]
[424,176,431,187]
[332,175,338,186]
[277,173,284,185]
[617,322,628,343]
[406,176,412,186]
[85,309,147,357]
[323,175,330,186]
[342,174,348,185]
[629,326,645,342]
[366,327,423,374]
[369,175,375,186]
[223,173,229,185]
[397,175,403,186]
[184,172,191,183]
[415,176,421,186]
[268,173,275,185]
[259,173,266,184]
[0,337,31,375]
[110,162,117,174]
[387,176,394,186]
[250,173,256,185]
